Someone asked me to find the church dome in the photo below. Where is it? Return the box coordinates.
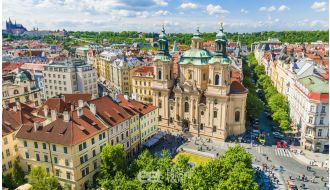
[178,48,213,65]
[15,71,29,82]
[216,24,226,41]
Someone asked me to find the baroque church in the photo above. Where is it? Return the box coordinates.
[151,24,248,140]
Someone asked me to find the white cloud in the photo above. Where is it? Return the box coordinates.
[179,2,198,9]
[240,9,248,13]
[206,4,229,15]
[154,10,169,16]
[153,0,168,7]
[259,6,276,12]
[278,5,290,11]
[311,1,327,12]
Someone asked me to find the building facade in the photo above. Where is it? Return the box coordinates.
[131,66,154,104]
[42,59,98,99]
[151,25,247,141]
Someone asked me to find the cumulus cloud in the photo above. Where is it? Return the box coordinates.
[240,9,248,13]
[311,1,327,12]
[154,10,169,16]
[259,6,276,12]
[206,4,229,15]
[278,5,290,11]
[179,2,198,9]
[153,0,168,7]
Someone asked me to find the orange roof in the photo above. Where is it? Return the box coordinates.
[61,93,92,106]
[37,98,71,116]
[117,95,156,115]
[308,92,329,102]
[133,66,154,76]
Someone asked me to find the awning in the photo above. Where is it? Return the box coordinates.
[143,131,166,148]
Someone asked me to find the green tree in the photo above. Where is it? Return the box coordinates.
[98,144,127,188]
[27,166,61,190]
[2,160,26,189]
[246,93,264,119]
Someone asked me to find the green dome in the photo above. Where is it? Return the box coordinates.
[15,71,28,82]
[178,49,212,65]
[192,27,202,39]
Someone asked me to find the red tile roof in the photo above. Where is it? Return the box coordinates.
[3,63,24,74]
[61,93,92,106]
[133,66,154,76]
[16,107,107,145]
[89,96,131,127]
[117,94,157,115]
[37,98,71,116]
[308,92,329,102]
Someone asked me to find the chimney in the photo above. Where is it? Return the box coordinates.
[63,111,70,122]
[13,106,17,112]
[70,104,74,111]
[43,107,49,117]
[124,95,129,101]
[77,107,83,117]
[78,100,84,108]
[15,101,21,110]
[51,110,57,121]
[33,122,41,132]
[90,104,96,115]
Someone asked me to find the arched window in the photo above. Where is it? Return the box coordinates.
[158,70,162,80]
[184,102,189,112]
[235,111,240,122]
[215,74,220,85]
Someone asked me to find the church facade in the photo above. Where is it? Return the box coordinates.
[151,25,247,141]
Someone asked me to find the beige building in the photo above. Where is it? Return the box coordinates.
[42,59,98,99]
[131,66,154,104]
[2,71,41,108]
[151,26,247,141]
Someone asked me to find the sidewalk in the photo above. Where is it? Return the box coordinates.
[290,147,328,169]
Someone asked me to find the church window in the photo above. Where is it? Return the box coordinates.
[215,74,220,85]
[185,97,189,101]
[201,111,204,116]
[213,126,217,132]
[184,102,189,112]
[203,73,206,80]
[189,71,192,79]
[170,106,173,110]
[200,124,204,130]
[158,70,162,80]
[214,99,218,105]
[235,111,240,122]
[214,111,217,118]
[158,92,161,96]
[14,90,19,95]
[170,70,172,80]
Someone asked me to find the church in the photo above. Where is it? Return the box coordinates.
[151,24,248,141]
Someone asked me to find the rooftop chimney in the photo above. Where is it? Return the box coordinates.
[71,104,74,111]
[15,101,21,110]
[43,107,49,117]
[51,110,57,121]
[13,106,17,112]
[63,111,70,122]
[77,107,83,117]
[33,122,42,132]
[124,95,129,101]
[90,104,96,115]
[78,100,84,108]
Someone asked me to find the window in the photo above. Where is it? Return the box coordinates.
[3,165,7,172]
[25,152,29,159]
[158,70,162,80]
[54,157,58,164]
[3,138,8,145]
[235,111,240,122]
[121,133,124,140]
[309,117,313,124]
[6,149,10,157]
[200,124,204,130]
[318,129,322,137]
[93,149,96,157]
[52,145,56,151]
[94,161,97,169]
[158,101,162,108]
[310,105,315,112]
[24,141,27,147]
[56,169,60,177]
[201,111,204,116]
[111,139,114,145]
[189,71,192,79]
[66,172,71,180]
[36,154,40,161]
[65,159,69,166]
[214,111,217,118]
[64,147,68,154]
[42,143,46,149]
[27,165,31,172]
[203,73,206,80]
[215,74,220,85]
[34,142,38,149]
[184,102,189,112]
[44,155,48,162]
[320,117,324,125]
[14,145,18,152]
[321,106,326,113]
[8,161,12,169]
[91,138,95,145]
[213,126,217,132]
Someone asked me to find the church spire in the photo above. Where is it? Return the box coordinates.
[156,24,170,56]
[215,19,227,57]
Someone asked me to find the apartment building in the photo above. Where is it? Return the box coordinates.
[131,66,154,104]
[2,71,41,107]
[16,103,108,190]
[42,59,98,99]
[2,103,43,174]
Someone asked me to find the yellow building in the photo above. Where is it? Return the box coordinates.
[2,103,43,174]
[16,105,108,190]
[131,66,154,104]
[2,71,41,108]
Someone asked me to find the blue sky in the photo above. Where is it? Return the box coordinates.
[2,0,329,33]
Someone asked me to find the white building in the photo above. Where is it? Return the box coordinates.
[43,59,98,99]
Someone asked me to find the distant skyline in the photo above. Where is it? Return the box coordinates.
[2,0,329,33]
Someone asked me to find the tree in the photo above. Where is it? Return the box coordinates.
[246,93,264,119]
[2,160,26,189]
[27,166,61,190]
[98,144,127,188]
[269,94,287,111]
